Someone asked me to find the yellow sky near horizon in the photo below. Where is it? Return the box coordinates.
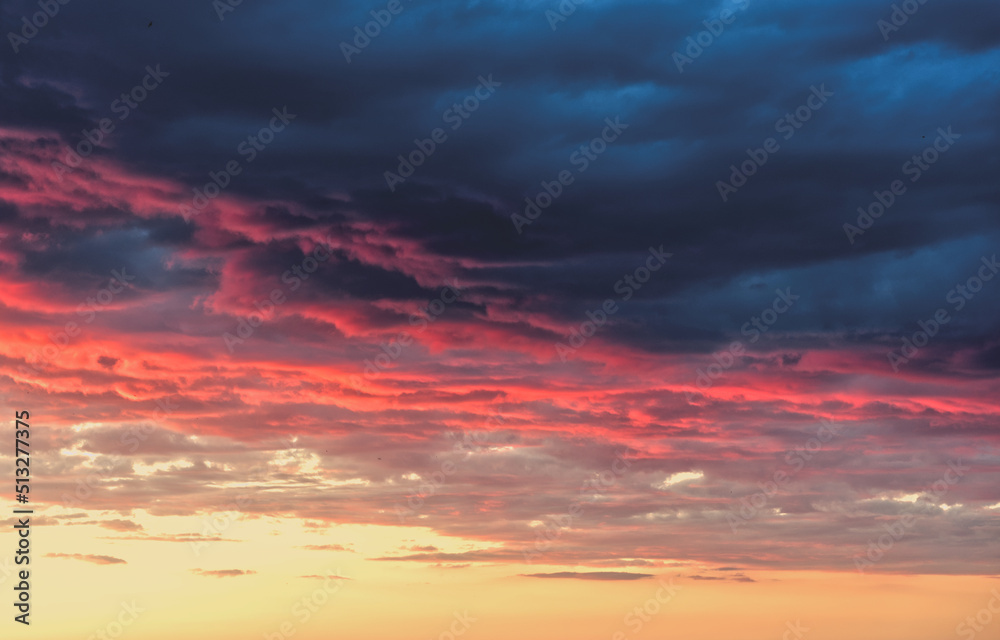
[0,510,994,640]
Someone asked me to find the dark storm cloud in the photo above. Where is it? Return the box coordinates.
[16,226,212,293]
[2,9,999,580]
[3,0,997,348]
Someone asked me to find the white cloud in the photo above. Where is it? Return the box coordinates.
[655,471,703,490]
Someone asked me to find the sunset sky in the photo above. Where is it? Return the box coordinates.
[1,0,999,637]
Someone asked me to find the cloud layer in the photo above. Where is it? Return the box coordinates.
[1,0,998,576]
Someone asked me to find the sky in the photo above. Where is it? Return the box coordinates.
[0,0,999,637]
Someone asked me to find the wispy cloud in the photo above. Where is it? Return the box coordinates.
[46,553,127,565]
[522,572,653,581]
[191,569,257,578]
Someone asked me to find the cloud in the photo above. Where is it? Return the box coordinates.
[0,0,997,580]
[656,471,704,489]
[64,519,144,532]
[45,553,126,565]
[0,516,59,526]
[98,533,238,543]
[521,572,653,581]
[299,544,355,552]
[690,573,756,583]
[369,550,523,563]
[191,569,257,578]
